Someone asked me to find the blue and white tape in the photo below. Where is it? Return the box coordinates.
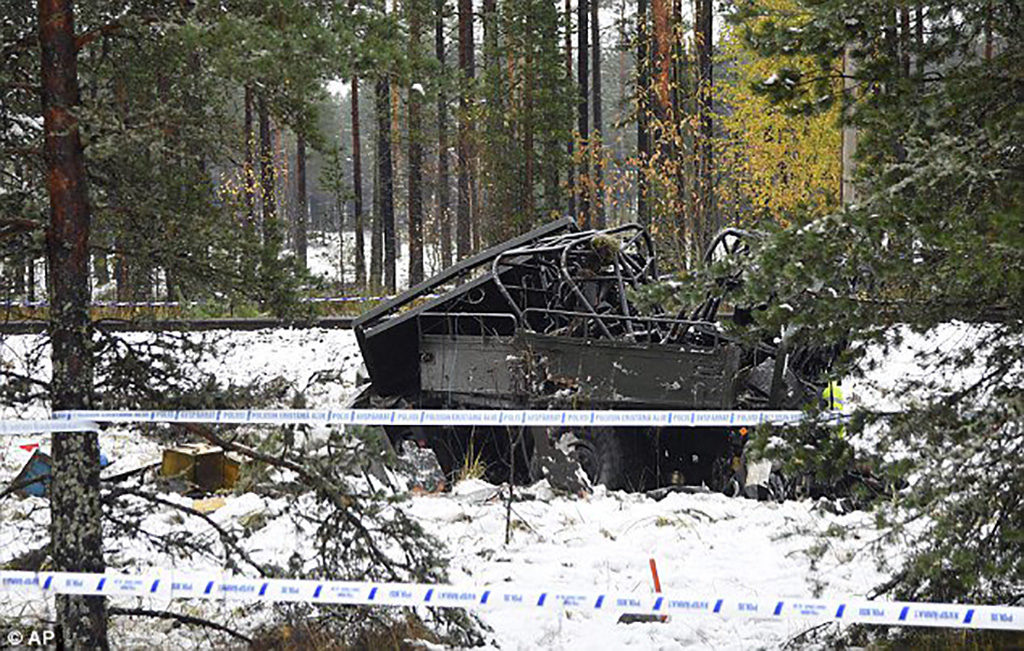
[0,419,99,435]
[0,570,1019,630]
[0,409,823,436]
[41,408,811,428]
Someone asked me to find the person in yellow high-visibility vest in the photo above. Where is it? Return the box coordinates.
[822,380,846,437]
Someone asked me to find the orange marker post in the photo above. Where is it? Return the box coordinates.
[649,558,669,622]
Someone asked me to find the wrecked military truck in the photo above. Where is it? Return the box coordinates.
[352,217,834,495]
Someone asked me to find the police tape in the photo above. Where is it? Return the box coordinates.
[0,419,99,435]
[48,408,814,428]
[0,408,830,436]
[0,570,1019,630]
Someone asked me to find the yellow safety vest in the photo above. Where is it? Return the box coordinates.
[823,380,845,438]
[823,381,844,412]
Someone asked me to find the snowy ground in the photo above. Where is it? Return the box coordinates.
[0,324,967,649]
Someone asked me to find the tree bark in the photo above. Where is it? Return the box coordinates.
[636,0,650,226]
[243,84,256,226]
[408,5,424,285]
[899,3,911,76]
[376,76,396,292]
[616,0,627,224]
[694,0,714,255]
[456,0,474,258]
[565,0,575,219]
[524,15,535,220]
[914,4,923,73]
[577,0,590,227]
[435,0,452,267]
[295,133,308,271]
[370,153,383,289]
[651,0,672,122]
[39,0,108,647]
[258,93,275,245]
[351,76,366,287]
[590,0,604,228]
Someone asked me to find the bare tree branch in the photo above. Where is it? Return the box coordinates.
[108,606,252,644]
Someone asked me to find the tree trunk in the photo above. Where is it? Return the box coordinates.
[28,252,37,302]
[370,155,383,289]
[577,0,590,227]
[376,76,396,292]
[351,76,366,287]
[259,93,275,245]
[456,0,474,258]
[337,197,345,288]
[565,0,575,219]
[651,0,672,122]
[39,0,108,647]
[295,133,308,271]
[481,0,498,243]
[524,24,535,219]
[617,0,627,224]
[914,4,923,75]
[636,0,650,225]
[435,0,452,267]
[408,6,424,285]
[694,0,714,255]
[454,0,473,257]
[590,0,604,228]
[244,84,256,226]
[899,3,911,76]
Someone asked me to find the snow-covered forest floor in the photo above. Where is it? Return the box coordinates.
[3,239,989,649]
[0,322,967,649]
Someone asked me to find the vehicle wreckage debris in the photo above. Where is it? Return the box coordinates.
[351,218,842,498]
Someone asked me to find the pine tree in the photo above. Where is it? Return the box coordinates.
[590,0,604,228]
[435,0,453,267]
[636,0,650,226]
[577,0,590,227]
[351,75,367,288]
[719,0,1024,614]
[375,76,396,292]
[295,133,308,271]
[693,0,713,252]
[407,0,425,285]
[38,0,107,645]
[456,0,474,258]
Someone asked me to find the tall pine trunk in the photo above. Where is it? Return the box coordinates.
[456,0,473,258]
[694,0,714,255]
[590,0,604,227]
[370,155,383,289]
[616,0,627,225]
[351,76,366,287]
[39,0,108,646]
[408,6,424,285]
[376,77,396,292]
[577,0,590,227]
[259,93,275,245]
[524,16,535,220]
[565,0,575,218]
[435,0,452,267]
[651,0,671,136]
[244,84,256,225]
[636,0,650,225]
[295,133,308,271]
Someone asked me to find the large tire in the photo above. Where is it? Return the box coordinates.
[561,428,652,491]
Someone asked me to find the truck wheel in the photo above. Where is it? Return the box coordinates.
[560,428,651,491]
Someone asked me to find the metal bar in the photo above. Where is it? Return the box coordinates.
[353,216,576,330]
